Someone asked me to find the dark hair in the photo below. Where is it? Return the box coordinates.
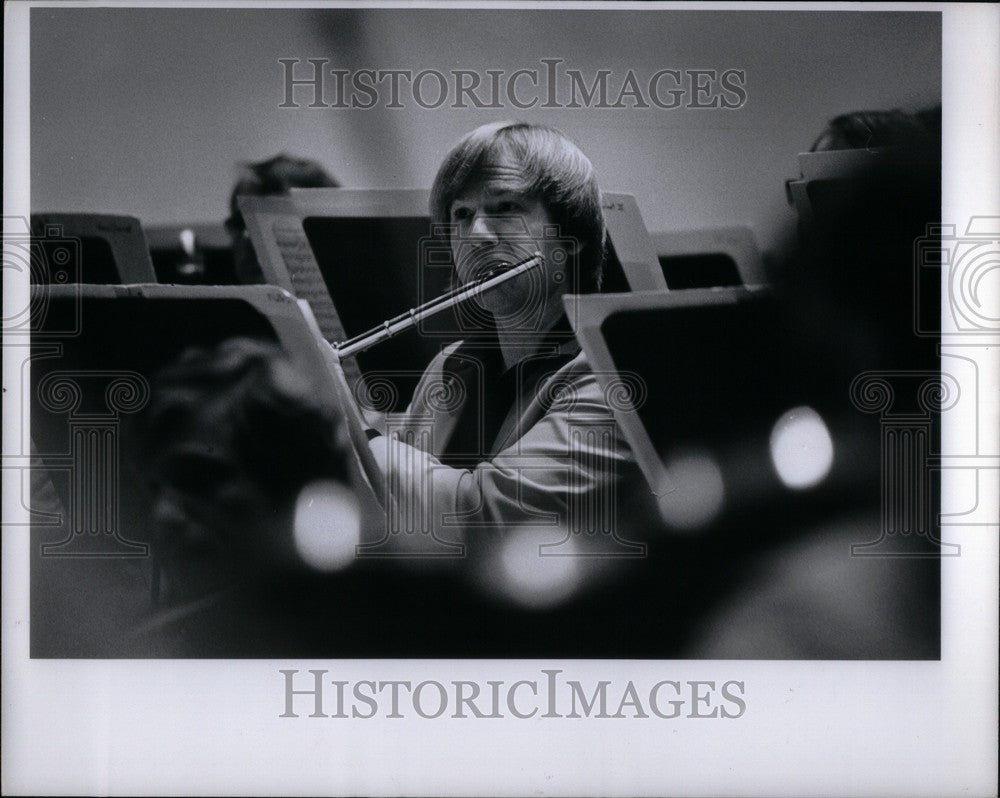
[226,154,339,231]
[810,107,940,153]
[786,107,942,374]
[430,121,606,292]
[144,337,346,499]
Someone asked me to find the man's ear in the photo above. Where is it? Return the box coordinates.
[553,237,582,275]
[559,238,587,292]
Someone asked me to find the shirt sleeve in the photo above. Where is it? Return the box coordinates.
[368,367,637,556]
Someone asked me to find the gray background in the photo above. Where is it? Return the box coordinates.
[30,9,940,253]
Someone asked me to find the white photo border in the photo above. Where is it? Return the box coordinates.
[3,2,997,796]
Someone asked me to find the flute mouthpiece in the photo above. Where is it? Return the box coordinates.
[491,253,542,276]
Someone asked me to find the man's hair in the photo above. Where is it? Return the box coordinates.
[809,107,940,153]
[786,107,942,374]
[430,121,607,292]
[226,154,339,231]
[143,337,346,499]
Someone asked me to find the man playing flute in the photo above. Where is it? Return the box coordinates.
[359,121,642,576]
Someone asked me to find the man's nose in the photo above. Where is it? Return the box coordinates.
[468,212,500,242]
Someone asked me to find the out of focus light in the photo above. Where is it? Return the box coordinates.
[769,406,835,489]
[497,528,582,609]
[657,449,726,531]
[293,480,361,572]
[179,227,196,257]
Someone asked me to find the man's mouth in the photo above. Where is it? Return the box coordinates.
[457,244,532,284]
[459,253,511,284]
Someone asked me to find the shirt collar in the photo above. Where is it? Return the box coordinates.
[451,314,578,373]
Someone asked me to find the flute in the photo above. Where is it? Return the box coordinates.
[334,252,544,360]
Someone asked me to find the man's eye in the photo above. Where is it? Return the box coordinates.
[451,206,473,221]
[496,201,522,214]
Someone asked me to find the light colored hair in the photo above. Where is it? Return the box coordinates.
[430,121,606,292]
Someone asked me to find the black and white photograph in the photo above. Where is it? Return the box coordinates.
[3,2,997,796]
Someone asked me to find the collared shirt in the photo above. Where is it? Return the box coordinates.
[367,315,642,551]
[439,316,581,469]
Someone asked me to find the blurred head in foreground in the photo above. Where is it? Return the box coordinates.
[142,337,349,601]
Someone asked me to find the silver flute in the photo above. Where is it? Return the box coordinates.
[334,252,544,360]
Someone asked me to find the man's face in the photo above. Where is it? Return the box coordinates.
[448,156,576,328]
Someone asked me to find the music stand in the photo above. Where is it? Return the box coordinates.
[30,212,156,284]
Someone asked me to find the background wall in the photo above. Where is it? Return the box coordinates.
[30,8,941,254]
